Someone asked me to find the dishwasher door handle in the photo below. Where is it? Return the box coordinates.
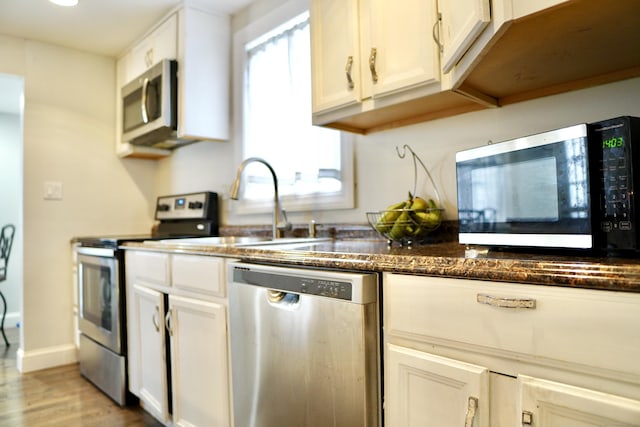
[266,289,300,308]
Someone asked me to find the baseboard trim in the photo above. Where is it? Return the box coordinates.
[17,343,78,373]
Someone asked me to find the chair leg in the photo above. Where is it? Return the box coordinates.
[0,290,9,346]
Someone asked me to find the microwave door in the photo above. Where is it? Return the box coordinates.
[121,59,177,145]
[457,124,593,249]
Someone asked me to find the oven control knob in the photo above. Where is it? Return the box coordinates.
[157,203,171,212]
[189,201,204,209]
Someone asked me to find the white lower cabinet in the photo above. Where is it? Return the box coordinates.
[518,375,640,426]
[168,294,229,427]
[133,284,169,422]
[125,250,232,426]
[386,344,489,426]
[383,273,640,427]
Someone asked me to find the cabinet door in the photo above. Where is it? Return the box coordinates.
[439,0,491,74]
[127,13,178,83]
[177,7,230,141]
[134,284,170,424]
[518,375,640,427]
[168,295,230,427]
[364,0,441,99]
[386,344,489,427]
[310,0,362,113]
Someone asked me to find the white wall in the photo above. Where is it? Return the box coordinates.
[0,35,156,371]
[156,77,640,227]
[0,109,23,329]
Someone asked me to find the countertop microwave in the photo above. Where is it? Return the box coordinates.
[456,116,640,253]
[121,59,192,149]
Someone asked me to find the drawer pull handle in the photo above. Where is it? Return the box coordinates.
[465,396,478,427]
[477,293,536,309]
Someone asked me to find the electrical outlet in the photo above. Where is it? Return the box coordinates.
[44,181,63,200]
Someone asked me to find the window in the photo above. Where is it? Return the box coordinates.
[233,2,354,214]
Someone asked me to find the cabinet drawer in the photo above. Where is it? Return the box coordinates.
[129,251,170,286]
[384,274,640,376]
[171,255,226,298]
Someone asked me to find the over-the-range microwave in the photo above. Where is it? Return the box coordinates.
[121,59,192,149]
[456,116,640,253]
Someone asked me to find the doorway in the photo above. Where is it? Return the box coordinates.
[0,73,24,345]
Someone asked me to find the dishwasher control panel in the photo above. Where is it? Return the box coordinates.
[233,267,352,300]
[231,263,379,304]
[301,278,351,300]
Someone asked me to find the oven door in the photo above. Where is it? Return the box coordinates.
[456,124,593,249]
[77,247,123,354]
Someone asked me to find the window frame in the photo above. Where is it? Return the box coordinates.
[231,0,354,215]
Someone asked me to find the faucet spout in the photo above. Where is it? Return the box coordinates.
[230,157,291,239]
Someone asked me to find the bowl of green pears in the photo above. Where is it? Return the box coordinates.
[367,192,444,246]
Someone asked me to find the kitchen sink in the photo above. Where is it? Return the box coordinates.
[157,236,331,247]
[157,236,270,246]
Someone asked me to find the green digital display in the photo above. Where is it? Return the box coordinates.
[602,136,624,149]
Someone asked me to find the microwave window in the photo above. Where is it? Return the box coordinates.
[458,137,591,235]
[471,157,559,222]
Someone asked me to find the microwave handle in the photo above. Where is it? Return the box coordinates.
[141,77,150,123]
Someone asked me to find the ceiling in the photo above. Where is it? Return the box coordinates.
[0,0,252,57]
[0,0,253,114]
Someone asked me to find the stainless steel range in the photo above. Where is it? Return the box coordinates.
[75,191,219,405]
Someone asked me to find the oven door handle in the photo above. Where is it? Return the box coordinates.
[77,247,116,258]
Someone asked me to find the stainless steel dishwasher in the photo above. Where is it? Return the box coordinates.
[228,261,381,427]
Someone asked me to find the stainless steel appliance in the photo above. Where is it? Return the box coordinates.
[456,116,640,252]
[122,59,190,149]
[228,262,381,427]
[76,191,219,405]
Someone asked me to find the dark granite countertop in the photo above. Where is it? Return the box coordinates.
[123,236,640,293]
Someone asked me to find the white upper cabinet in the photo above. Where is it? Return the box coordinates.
[310,0,361,113]
[115,5,230,159]
[311,0,481,134]
[363,0,441,99]
[125,14,178,85]
[438,0,491,74]
[310,0,640,133]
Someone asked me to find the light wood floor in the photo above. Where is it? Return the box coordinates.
[0,328,163,427]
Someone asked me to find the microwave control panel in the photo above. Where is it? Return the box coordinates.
[155,192,219,221]
[590,116,639,251]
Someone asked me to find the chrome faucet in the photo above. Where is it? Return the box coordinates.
[230,157,291,239]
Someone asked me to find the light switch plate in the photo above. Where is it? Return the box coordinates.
[44,181,63,200]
